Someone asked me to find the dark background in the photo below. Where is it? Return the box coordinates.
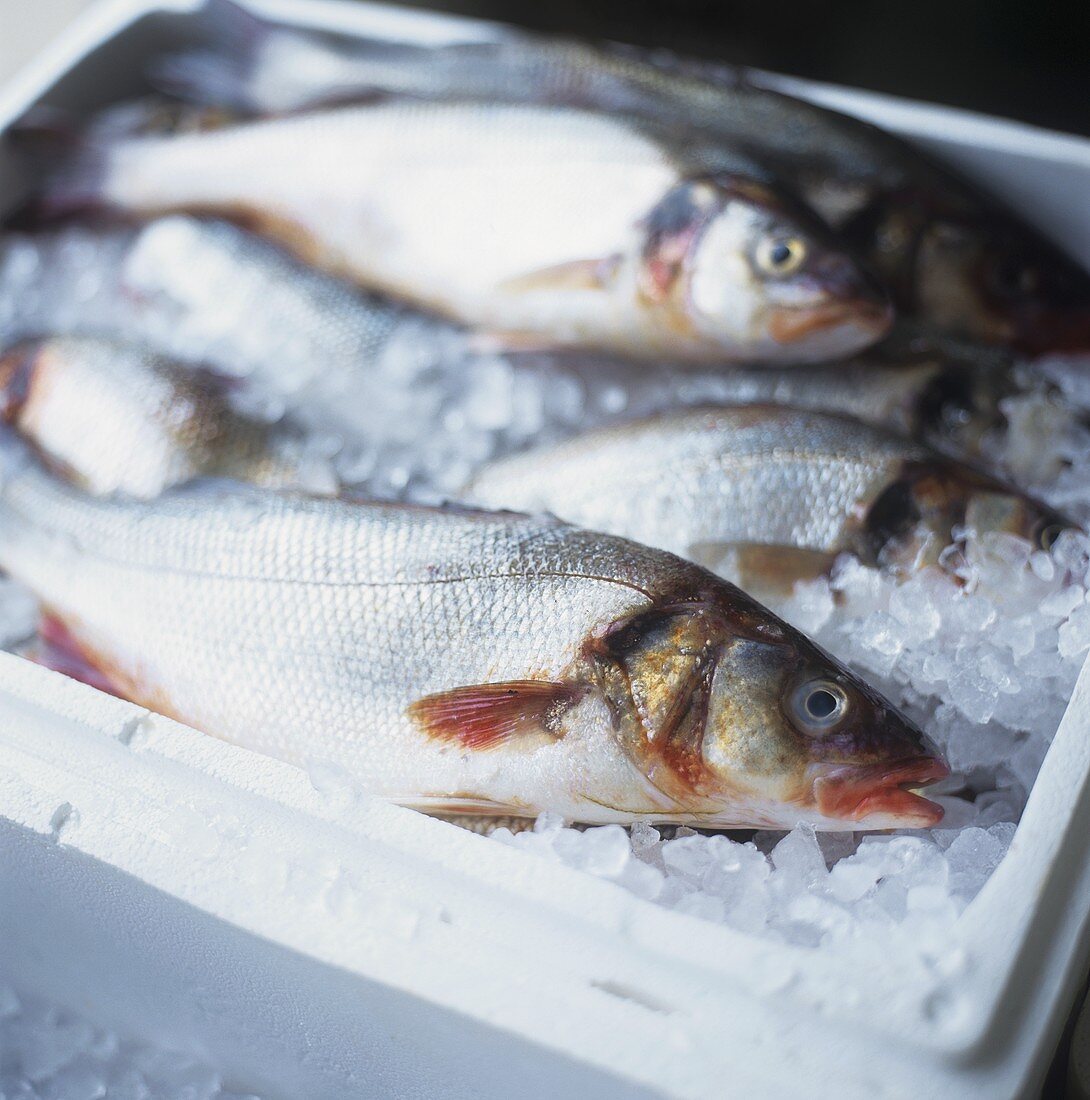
[391,0,1090,137]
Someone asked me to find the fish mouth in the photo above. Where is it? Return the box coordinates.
[813,755,950,828]
[768,298,893,345]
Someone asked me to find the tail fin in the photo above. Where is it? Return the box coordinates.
[5,110,109,224]
[150,0,281,112]
[151,0,436,114]
[8,98,202,224]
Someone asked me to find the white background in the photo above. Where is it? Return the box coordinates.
[0,0,96,84]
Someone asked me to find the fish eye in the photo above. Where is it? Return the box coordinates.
[788,679,850,736]
[755,236,807,277]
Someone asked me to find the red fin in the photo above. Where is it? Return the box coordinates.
[33,614,125,699]
[408,680,580,750]
[497,256,619,295]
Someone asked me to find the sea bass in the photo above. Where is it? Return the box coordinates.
[38,97,891,364]
[162,2,1090,353]
[0,335,321,497]
[466,405,1072,593]
[0,442,945,828]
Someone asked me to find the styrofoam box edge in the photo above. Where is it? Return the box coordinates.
[1,2,1090,1097]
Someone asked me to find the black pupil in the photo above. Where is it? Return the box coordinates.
[771,241,793,266]
[806,688,839,720]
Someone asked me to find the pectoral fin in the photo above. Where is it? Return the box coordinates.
[496,256,621,295]
[408,679,581,750]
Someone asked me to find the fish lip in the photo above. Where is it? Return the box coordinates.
[768,297,893,345]
[813,754,950,828]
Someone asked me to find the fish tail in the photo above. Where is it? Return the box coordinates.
[151,0,271,112]
[6,105,124,224]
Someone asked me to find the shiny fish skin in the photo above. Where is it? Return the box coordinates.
[0,448,944,829]
[466,405,1069,584]
[165,5,1090,353]
[0,335,316,497]
[45,97,890,364]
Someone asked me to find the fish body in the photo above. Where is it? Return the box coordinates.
[164,4,1090,353]
[0,446,944,828]
[43,97,890,364]
[0,336,319,497]
[466,405,1069,589]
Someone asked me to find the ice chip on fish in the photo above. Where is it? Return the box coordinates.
[0,437,944,829]
[36,92,890,364]
[161,1,1090,353]
[465,404,1075,596]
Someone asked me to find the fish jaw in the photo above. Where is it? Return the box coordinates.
[766,296,894,361]
[812,755,950,829]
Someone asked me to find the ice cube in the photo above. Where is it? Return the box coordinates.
[770,825,827,890]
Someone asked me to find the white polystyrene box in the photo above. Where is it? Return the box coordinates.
[2,3,1090,1096]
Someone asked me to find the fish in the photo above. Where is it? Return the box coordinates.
[465,404,1073,594]
[0,440,946,829]
[160,1,1090,354]
[0,335,322,497]
[35,96,892,365]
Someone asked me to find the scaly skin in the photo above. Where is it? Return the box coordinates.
[466,404,1070,579]
[52,97,889,363]
[0,449,943,828]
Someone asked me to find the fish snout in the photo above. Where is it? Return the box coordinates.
[768,252,893,354]
[813,752,950,828]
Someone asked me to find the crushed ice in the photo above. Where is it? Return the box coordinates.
[0,983,261,1100]
[5,218,1090,953]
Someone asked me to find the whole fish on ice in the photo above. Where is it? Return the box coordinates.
[466,404,1073,594]
[36,95,892,364]
[0,440,946,829]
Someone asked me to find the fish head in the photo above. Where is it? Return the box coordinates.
[919,215,1090,353]
[710,631,947,829]
[588,588,946,829]
[852,457,1075,572]
[850,195,1090,352]
[639,176,892,362]
[911,355,1016,457]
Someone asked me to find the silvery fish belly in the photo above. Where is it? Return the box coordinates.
[0,448,946,829]
[45,97,891,363]
[466,405,1072,590]
[0,336,318,497]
